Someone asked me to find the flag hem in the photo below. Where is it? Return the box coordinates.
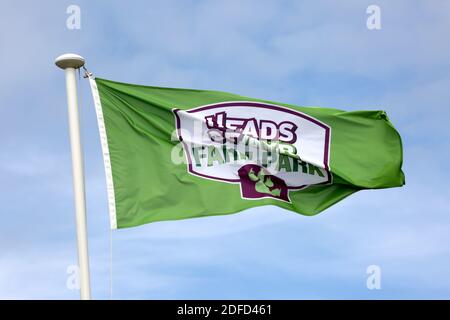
[89,77,118,229]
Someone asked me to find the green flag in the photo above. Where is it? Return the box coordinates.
[89,77,404,229]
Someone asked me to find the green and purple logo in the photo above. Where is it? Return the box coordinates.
[174,101,331,202]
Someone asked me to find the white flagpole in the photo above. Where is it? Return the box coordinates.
[55,53,91,300]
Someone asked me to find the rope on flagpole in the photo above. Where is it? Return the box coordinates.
[83,66,93,78]
[109,227,113,299]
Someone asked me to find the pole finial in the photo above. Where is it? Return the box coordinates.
[55,53,85,69]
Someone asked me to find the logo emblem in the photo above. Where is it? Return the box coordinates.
[174,101,331,202]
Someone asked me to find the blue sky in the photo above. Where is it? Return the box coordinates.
[0,0,450,299]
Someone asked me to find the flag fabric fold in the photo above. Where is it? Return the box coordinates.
[89,77,404,229]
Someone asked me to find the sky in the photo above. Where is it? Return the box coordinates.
[0,0,450,299]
